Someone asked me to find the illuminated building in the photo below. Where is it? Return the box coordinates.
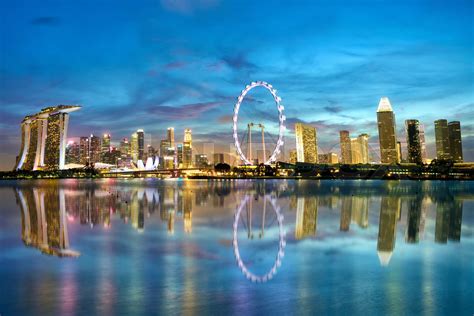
[318,152,339,164]
[434,119,450,160]
[137,129,145,161]
[89,134,101,164]
[289,149,297,164]
[101,134,111,162]
[377,195,400,266]
[339,130,352,164]
[79,136,89,165]
[167,127,175,148]
[295,123,318,163]
[405,119,423,164]
[295,197,318,239]
[16,105,81,170]
[397,141,403,162]
[377,97,399,164]
[131,132,138,162]
[177,144,183,167]
[65,140,80,164]
[183,129,193,168]
[349,134,369,164]
[195,154,208,168]
[448,121,463,162]
[419,124,427,163]
[213,153,225,164]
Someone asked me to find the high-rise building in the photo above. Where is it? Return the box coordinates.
[120,138,130,157]
[65,140,80,164]
[89,134,101,164]
[101,133,111,156]
[130,132,138,162]
[177,144,183,167]
[448,121,463,162]
[195,154,208,168]
[434,119,450,160]
[137,129,145,161]
[377,97,398,164]
[419,124,427,163]
[405,119,423,164]
[295,123,318,163]
[289,149,297,164]
[397,141,403,162]
[318,152,339,164]
[183,129,192,168]
[79,136,89,165]
[339,130,352,164]
[167,127,175,148]
[16,105,81,170]
[350,134,369,164]
[213,153,225,165]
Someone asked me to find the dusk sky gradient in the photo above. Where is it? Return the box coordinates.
[1,0,473,169]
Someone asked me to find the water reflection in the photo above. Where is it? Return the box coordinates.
[12,180,469,270]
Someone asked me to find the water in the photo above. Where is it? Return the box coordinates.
[0,179,473,315]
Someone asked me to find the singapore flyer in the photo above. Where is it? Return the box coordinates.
[232,81,286,165]
[233,195,286,283]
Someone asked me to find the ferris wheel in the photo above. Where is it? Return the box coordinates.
[232,81,286,165]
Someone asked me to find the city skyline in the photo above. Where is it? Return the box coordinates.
[1,0,473,170]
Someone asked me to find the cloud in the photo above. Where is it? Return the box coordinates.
[160,0,219,14]
[149,101,224,119]
[324,105,342,113]
[164,61,189,70]
[31,16,61,26]
[221,53,258,71]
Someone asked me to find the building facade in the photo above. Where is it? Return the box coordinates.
[16,105,81,170]
[405,119,423,164]
[434,119,450,160]
[377,97,398,164]
[339,130,352,164]
[448,121,463,162]
[295,123,318,163]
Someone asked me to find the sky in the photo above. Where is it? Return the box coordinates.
[0,0,473,170]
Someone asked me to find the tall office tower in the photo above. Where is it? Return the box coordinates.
[377,97,398,164]
[289,149,297,164]
[318,152,339,164]
[397,141,403,162]
[79,136,89,165]
[405,119,423,164]
[136,129,145,161]
[160,139,170,156]
[377,195,400,266]
[419,124,427,163]
[167,127,175,148]
[89,134,101,164]
[120,138,130,157]
[350,138,361,164]
[183,128,193,168]
[339,130,352,164]
[147,145,155,157]
[101,134,111,160]
[358,134,369,163]
[295,123,318,163]
[130,132,138,162]
[195,154,208,168]
[448,121,463,162]
[16,105,81,170]
[434,119,450,160]
[65,141,80,164]
[213,153,225,164]
[295,197,318,239]
[177,144,183,167]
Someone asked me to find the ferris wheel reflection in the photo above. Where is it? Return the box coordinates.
[233,194,286,283]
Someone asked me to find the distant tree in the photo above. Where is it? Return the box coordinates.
[215,163,231,173]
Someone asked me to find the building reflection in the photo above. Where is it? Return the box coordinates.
[295,197,318,240]
[377,195,401,266]
[15,186,80,257]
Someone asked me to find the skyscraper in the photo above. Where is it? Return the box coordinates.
[101,133,111,161]
[434,119,450,160]
[405,119,423,164]
[167,127,175,148]
[130,132,138,162]
[339,130,352,164]
[89,134,101,164]
[183,128,192,168]
[16,105,81,170]
[65,140,80,164]
[349,134,369,164]
[295,123,318,163]
[79,136,89,165]
[377,97,398,164]
[137,129,145,161]
[448,121,463,162]
[419,124,427,163]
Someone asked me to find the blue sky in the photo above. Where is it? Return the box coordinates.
[0,0,473,169]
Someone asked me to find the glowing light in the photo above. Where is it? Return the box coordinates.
[232,81,285,165]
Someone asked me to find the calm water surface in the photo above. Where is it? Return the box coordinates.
[0,179,473,315]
